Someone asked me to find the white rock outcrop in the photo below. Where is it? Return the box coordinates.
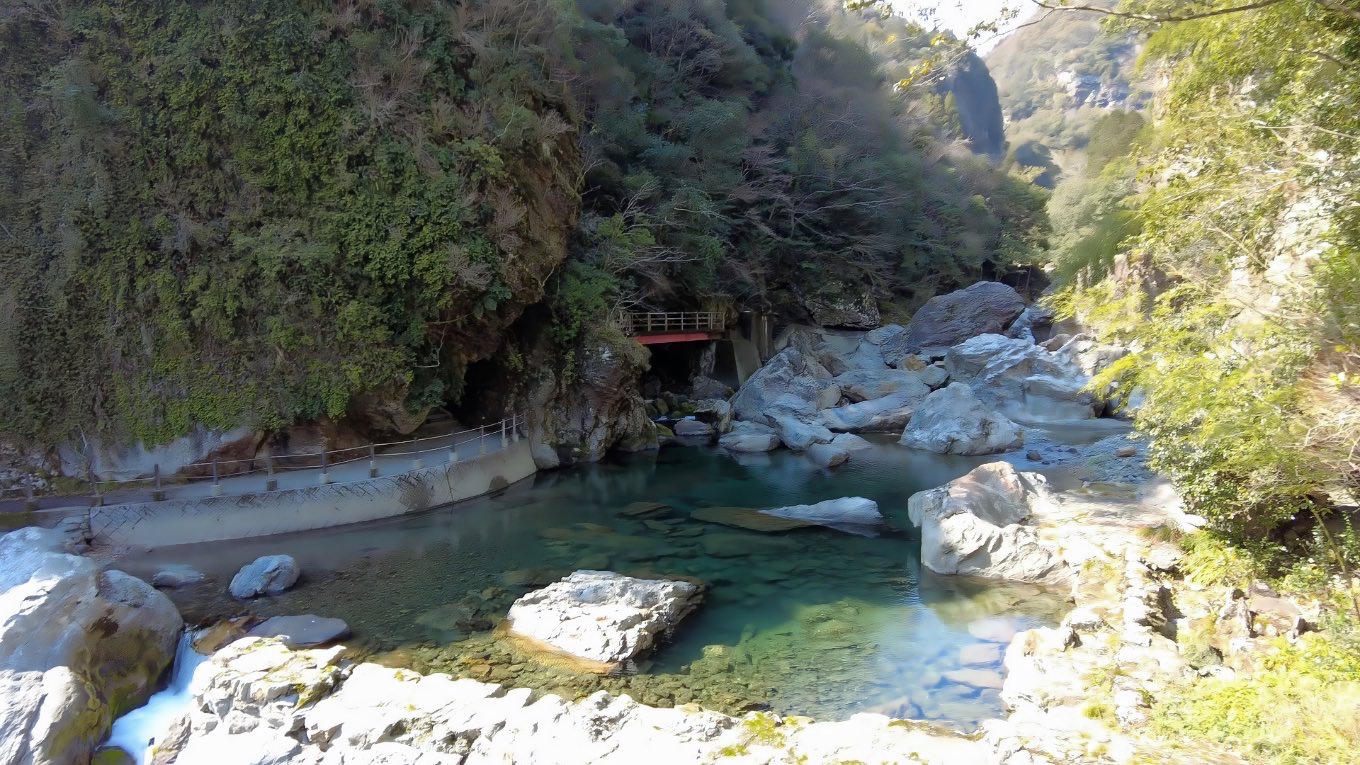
[506,571,703,667]
[730,348,837,423]
[899,383,1025,455]
[0,527,182,765]
[945,334,1100,421]
[907,463,1067,584]
[151,637,987,765]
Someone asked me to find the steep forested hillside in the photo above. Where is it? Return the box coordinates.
[0,0,1043,451]
[1043,0,1360,561]
[985,3,1145,183]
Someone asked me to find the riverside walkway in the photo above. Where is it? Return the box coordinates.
[1,415,537,546]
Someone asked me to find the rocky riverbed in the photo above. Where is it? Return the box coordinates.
[1,282,1324,764]
[93,461,1287,765]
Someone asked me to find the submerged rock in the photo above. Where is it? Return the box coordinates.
[761,497,883,530]
[247,615,351,648]
[907,463,1067,584]
[151,565,205,589]
[506,571,703,668]
[690,506,816,532]
[673,419,715,438]
[0,527,182,765]
[881,282,1026,362]
[618,501,674,519]
[899,383,1025,455]
[229,555,301,599]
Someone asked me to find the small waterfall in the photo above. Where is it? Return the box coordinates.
[105,630,210,764]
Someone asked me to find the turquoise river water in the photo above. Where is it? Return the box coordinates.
[121,435,1091,731]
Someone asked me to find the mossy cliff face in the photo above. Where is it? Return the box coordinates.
[0,528,183,763]
[0,1,580,447]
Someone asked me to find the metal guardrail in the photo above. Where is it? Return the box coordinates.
[1,413,525,507]
[620,311,724,335]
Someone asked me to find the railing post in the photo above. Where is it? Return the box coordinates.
[448,438,458,466]
[500,417,508,448]
[265,454,277,492]
[211,460,223,496]
[512,413,521,443]
[479,423,487,456]
[318,438,331,485]
[151,463,165,502]
[89,469,103,507]
[23,481,36,511]
[368,444,378,478]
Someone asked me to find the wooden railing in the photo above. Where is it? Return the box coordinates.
[620,312,725,335]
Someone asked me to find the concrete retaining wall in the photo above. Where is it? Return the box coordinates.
[89,441,537,547]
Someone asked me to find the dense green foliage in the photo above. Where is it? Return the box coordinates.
[1047,0,1360,546]
[0,0,581,443]
[0,0,1045,448]
[566,0,1044,318]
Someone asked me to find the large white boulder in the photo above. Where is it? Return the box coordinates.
[247,615,351,649]
[0,527,182,765]
[506,571,703,667]
[730,348,836,422]
[881,282,1026,362]
[907,463,1068,584]
[230,555,301,599]
[945,334,1100,421]
[899,383,1025,455]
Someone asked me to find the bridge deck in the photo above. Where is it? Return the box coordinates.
[621,311,724,343]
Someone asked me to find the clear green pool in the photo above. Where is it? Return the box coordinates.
[125,436,1071,731]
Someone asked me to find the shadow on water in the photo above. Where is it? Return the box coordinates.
[118,437,1072,731]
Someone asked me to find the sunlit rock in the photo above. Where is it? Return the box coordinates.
[0,527,181,765]
[899,383,1025,455]
[907,463,1067,584]
[506,571,703,668]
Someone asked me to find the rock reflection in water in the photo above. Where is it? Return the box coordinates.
[119,438,1069,731]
